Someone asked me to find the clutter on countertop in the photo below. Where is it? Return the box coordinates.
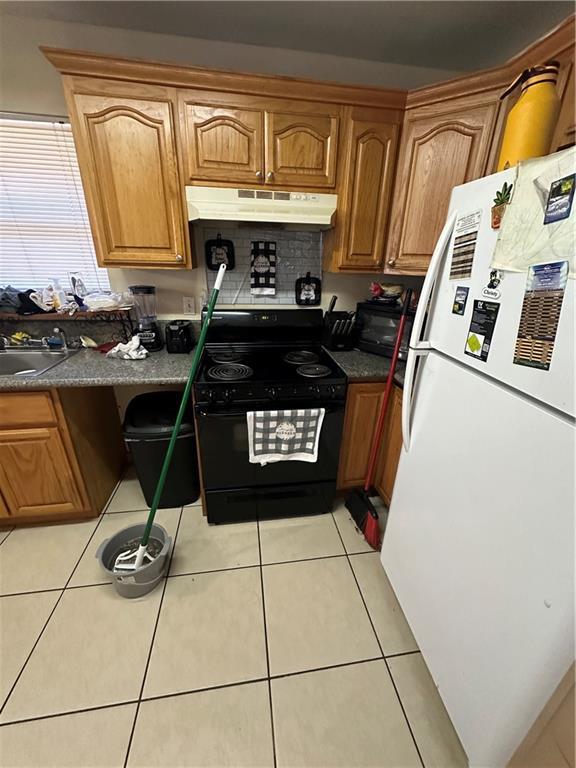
[369,282,405,304]
[323,295,357,351]
[106,335,149,360]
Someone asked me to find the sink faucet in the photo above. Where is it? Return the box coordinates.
[52,327,68,351]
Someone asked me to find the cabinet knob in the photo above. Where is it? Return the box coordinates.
[255,170,263,180]
[266,171,274,181]
[387,257,396,267]
[175,254,183,262]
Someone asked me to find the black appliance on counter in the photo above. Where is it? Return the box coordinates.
[355,301,415,360]
[193,309,347,524]
[166,320,194,353]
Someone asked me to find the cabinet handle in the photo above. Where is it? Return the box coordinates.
[175,254,183,262]
[387,257,396,266]
[266,171,274,181]
[255,170,263,180]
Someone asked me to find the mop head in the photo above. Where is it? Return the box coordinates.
[112,537,163,573]
[345,490,382,551]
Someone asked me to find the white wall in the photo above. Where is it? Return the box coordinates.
[0,13,459,117]
[0,11,428,315]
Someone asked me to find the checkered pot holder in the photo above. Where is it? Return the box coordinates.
[250,241,276,296]
[247,408,326,464]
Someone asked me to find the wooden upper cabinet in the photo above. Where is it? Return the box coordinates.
[66,83,190,268]
[265,106,339,188]
[180,93,264,184]
[333,108,399,271]
[386,94,500,274]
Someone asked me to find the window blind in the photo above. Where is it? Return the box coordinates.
[0,117,110,293]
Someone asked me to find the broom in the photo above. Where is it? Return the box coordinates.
[345,289,412,550]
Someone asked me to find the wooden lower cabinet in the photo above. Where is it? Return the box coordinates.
[337,382,403,506]
[0,388,125,526]
[374,385,403,506]
[0,427,85,519]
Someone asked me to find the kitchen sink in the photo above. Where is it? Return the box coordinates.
[0,348,78,377]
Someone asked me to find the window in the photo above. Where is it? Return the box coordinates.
[0,117,110,293]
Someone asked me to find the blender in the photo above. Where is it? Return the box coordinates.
[130,285,163,351]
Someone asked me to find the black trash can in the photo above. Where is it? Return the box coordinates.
[124,391,199,508]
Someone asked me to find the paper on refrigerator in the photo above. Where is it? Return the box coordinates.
[491,147,575,277]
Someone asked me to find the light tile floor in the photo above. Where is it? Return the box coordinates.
[0,469,468,767]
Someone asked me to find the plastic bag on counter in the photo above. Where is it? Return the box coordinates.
[83,291,125,311]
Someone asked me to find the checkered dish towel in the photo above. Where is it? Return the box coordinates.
[251,241,276,296]
[247,408,326,465]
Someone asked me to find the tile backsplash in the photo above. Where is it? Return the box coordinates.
[203,224,322,305]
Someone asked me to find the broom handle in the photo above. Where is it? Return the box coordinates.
[137,265,226,556]
[363,289,412,493]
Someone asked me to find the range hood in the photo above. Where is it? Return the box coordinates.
[186,186,337,227]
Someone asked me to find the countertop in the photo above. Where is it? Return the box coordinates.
[329,349,405,388]
[0,348,193,391]
[0,347,404,391]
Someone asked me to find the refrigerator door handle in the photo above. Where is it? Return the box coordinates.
[402,348,429,452]
[409,210,458,349]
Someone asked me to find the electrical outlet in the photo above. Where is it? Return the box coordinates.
[182,296,195,315]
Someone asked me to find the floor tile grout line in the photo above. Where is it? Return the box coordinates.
[140,676,270,705]
[0,529,13,547]
[256,518,278,768]
[0,699,140,729]
[269,656,385,681]
[123,504,184,768]
[0,652,414,729]
[330,513,426,768]
[0,587,67,599]
[0,509,109,718]
[385,649,421,659]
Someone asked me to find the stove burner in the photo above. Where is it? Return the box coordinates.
[283,350,320,365]
[210,351,244,364]
[297,363,332,378]
[207,363,253,381]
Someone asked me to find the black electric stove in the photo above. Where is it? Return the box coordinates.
[193,309,347,523]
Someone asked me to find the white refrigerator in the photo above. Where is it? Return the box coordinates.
[381,164,574,767]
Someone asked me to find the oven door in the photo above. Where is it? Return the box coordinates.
[195,401,345,491]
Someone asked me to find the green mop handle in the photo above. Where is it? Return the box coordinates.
[139,263,226,550]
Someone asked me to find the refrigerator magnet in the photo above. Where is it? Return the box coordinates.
[481,269,503,300]
[543,174,575,225]
[449,210,482,280]
[452,286,469,315]
[465,300,500,362]
[513,260,568,371]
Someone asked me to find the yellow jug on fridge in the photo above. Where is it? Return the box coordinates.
[497,61,561,171]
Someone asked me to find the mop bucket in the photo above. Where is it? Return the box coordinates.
[96,523,171,598]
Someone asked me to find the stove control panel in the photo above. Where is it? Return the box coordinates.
[195,382,347,406]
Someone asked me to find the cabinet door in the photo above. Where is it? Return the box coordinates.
[337,111,399,271]
[265,107,339,188]
[374,386,403,506]
[337,382,384,489]
[68,89,189,268]
[180,94,265,184]
[0,428,86,518]
[386,95,499,274]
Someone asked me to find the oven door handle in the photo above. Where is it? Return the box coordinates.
[196,405,344,418]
